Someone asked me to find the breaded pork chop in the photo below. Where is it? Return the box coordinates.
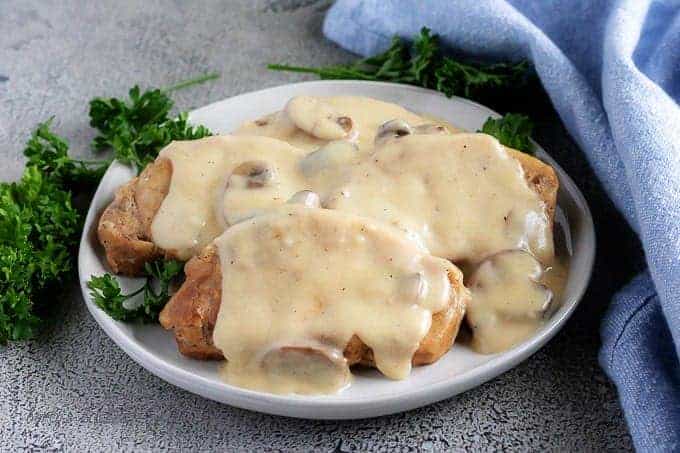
[159,245,469,365]
[98,146,558,276]
[98,158,172,275]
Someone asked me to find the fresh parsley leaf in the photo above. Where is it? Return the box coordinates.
[0,125,87,343]
[433,59,529,100]
[268,27,531,105]
[2,74,218,343]
[86,274,132,321]
[85,73,219,325]
[87,259,183,323]
[24,119,109,186]
[125,112,213,169]
[89,73,218,171]
[479,114,534,153]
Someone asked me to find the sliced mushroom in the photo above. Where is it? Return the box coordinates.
[375,120,452,146]
[395,272,429,305]
[299,141,358,177]
[413,123,449,135]
[260,344,350,393]
[465,250,554,354]
[228,160,278,189]
[284,96,353,140]
[468,250,553,321]
[287,190,321,208]
[375,119,413,145]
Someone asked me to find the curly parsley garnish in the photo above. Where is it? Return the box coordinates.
[89,72,218,171]
[0,121,101,343]
[2,73,218,343]
[87,260,183,323]
[269,28,531,104]
[479,114,534,153]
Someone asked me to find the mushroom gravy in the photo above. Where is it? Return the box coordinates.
[150,95,569,393]
[321,133,554,264]
[233,95,444,152]
[150,135,304,260]
[223,132,553,261]
[212,206,466,394]
[465,250,568,354]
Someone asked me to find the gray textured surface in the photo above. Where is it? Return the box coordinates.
[0,0,637,451]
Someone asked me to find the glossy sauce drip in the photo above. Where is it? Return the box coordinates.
[465,250,567,353]
[212,206,461,394]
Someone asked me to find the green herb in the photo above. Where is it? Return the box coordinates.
[87,259,183,323]
[271,26,536,153]
[0,122,103,343]
[163,72,221,92]
[2,73,218,343]
[89,72,218,170]
[24,120,110,187]
[84,73,220,324]
[479,114,534,153]
[268,27,531,104]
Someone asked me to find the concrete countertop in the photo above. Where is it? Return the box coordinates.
[0,1,635,450]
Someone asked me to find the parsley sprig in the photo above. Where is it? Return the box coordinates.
[479,114,534,153]
[24,121,110,186]
[269,27,537,153]
[269,28,531,104]
[87,260,183,323]
[1,73,218,343]
[89,72,218,170]
[0,122,98,343]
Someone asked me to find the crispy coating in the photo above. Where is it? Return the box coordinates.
[97,159,172,275]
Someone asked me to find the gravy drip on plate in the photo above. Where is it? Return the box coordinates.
[465,250,567,354]
[212,206,462,395]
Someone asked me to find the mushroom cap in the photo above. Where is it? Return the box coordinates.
[284,96,353,140]
[287,190,321,208]
[229,160,278,189]
[375,119,414,146]
[468,249,553,320]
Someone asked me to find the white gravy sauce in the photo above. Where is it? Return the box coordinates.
[465,250,567,354]
[150,135,305,260]
[149,95,569,393]
[233,95,443,153]
[224,132,554,264]
[212,206,462,394]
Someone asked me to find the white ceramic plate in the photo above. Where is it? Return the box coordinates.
[78,81,595,419]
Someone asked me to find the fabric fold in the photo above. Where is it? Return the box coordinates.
[323,0,680,449]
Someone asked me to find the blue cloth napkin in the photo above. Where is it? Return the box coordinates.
[324,1,680,450]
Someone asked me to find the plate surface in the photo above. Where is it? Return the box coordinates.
[78,81,595,419]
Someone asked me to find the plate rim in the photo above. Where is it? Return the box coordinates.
[78,80,596,419]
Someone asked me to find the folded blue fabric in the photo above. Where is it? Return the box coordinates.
[324,1,680,450]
